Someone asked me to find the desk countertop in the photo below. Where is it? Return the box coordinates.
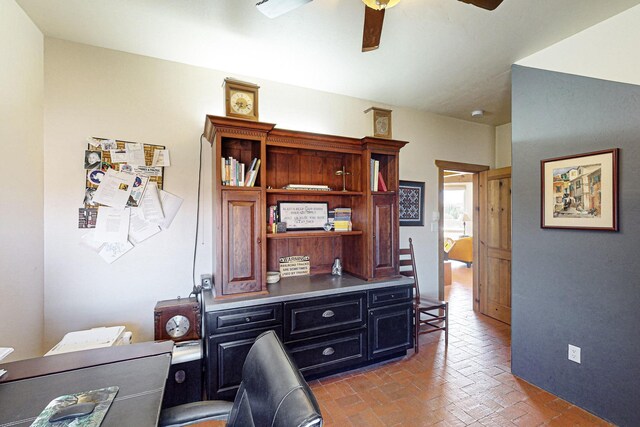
[204,273,413,312]
[0,342,173,427]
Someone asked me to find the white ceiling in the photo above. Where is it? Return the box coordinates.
[16,0,640,126]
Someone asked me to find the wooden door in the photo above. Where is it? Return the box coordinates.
[479,167,512,324]
[372,194,397,278]
[221,190,263,296]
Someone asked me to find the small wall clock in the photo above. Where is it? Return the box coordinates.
[224,78,260,121]
[365,107,392,139]
[154,297,201,342]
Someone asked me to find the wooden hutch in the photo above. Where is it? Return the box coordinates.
[204,115,408,299]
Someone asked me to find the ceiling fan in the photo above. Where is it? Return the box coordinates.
[256,0,504,52]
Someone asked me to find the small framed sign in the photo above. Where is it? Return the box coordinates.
[277,201,328,230]
[279,255,311,278]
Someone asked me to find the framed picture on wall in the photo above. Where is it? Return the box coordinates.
[541,148,618,231]
[399,180,425,226]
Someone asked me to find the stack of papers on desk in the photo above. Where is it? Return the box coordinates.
[45,326,126,356]
[0,347,14,378]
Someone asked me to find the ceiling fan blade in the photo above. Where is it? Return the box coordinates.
[362,5,385,52]
[458,0,504,11]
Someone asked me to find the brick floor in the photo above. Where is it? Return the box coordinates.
[308,262,612,427]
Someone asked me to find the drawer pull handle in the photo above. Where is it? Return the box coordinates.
[322,310,335,318]
[245,317,251,322]
[322,347,335,356]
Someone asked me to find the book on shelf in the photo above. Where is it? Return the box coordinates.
[282,184,331,191]
[221,156,246,186]
[267,205,278,233]
[246,158,261,187]
[333,220,352,231]
[370,159,380,191]
[333,207,352,221]
[377,172,387,192]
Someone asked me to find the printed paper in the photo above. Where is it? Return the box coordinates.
[159,189,183,229]
[92,169,135,208]
[94,206,130,243]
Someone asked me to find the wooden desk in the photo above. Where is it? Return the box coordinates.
[0,342,173,427]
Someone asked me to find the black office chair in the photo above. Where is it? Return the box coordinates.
[159,330,322,427]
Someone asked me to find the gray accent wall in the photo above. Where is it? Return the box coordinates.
[511,65,640,427]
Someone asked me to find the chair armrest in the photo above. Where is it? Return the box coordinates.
[159,400,234,427]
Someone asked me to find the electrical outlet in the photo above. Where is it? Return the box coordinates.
[201,274,213,290]
[568,344,581,364]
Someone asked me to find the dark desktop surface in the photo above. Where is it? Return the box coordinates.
[0,342,173,427]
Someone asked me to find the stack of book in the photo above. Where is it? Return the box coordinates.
[283,184,331,191]
[221,157,260,187]
[333,207,352,231]
[370,159,388,191]
[267,205,278,233]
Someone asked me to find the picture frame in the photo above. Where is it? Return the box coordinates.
[277,201,328,230]
[399,180,425,226]
[541,148,618,231]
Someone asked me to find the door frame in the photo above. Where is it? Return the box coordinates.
[435,161,489,311]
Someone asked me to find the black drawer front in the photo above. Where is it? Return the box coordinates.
[368,285,413,308]
[284,293,366,341]
[287,330,367,377]
[207,303,282,335]
[206,326,283,400]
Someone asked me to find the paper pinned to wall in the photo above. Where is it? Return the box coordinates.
[79,230,104,251]
[94,206,130,243]
[140,182,164,224]
[159,189,183,229]
[98,241,134,264]
[93,169,135,208]
[125,142,146,166]
[152,149,171,166]
[129,207,161,243]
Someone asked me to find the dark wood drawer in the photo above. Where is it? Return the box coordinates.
[284,293,366,342]
[206,303,282,335]
[368,285,413,308]
[287,330,367,377]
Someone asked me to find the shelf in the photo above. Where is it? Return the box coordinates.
[266,189,363,196]
[372,191,396,195]
[220,185,261,190]
[266,230,363,240]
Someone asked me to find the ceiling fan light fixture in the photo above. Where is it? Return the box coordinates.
[362,0,401,11]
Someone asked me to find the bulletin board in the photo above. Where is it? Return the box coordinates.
[84,138,166,208]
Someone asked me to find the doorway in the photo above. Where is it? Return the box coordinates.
[436,161,512,325]
[443,170,475,309]
[436,161,487,313]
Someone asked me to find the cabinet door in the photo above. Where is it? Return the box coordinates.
[368,303,412,359]
[372,194,397,278]
[206,326,282,400]
[221,190,263,295]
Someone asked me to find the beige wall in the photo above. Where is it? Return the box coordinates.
[517,4,640,86]
[495,123,512,168]
[41,38,494,348]
[0,0,44,361]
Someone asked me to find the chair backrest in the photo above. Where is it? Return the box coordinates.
[227,330,323,427]
[399,237,420,302]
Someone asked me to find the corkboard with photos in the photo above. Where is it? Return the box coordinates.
[84,137,166,208]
